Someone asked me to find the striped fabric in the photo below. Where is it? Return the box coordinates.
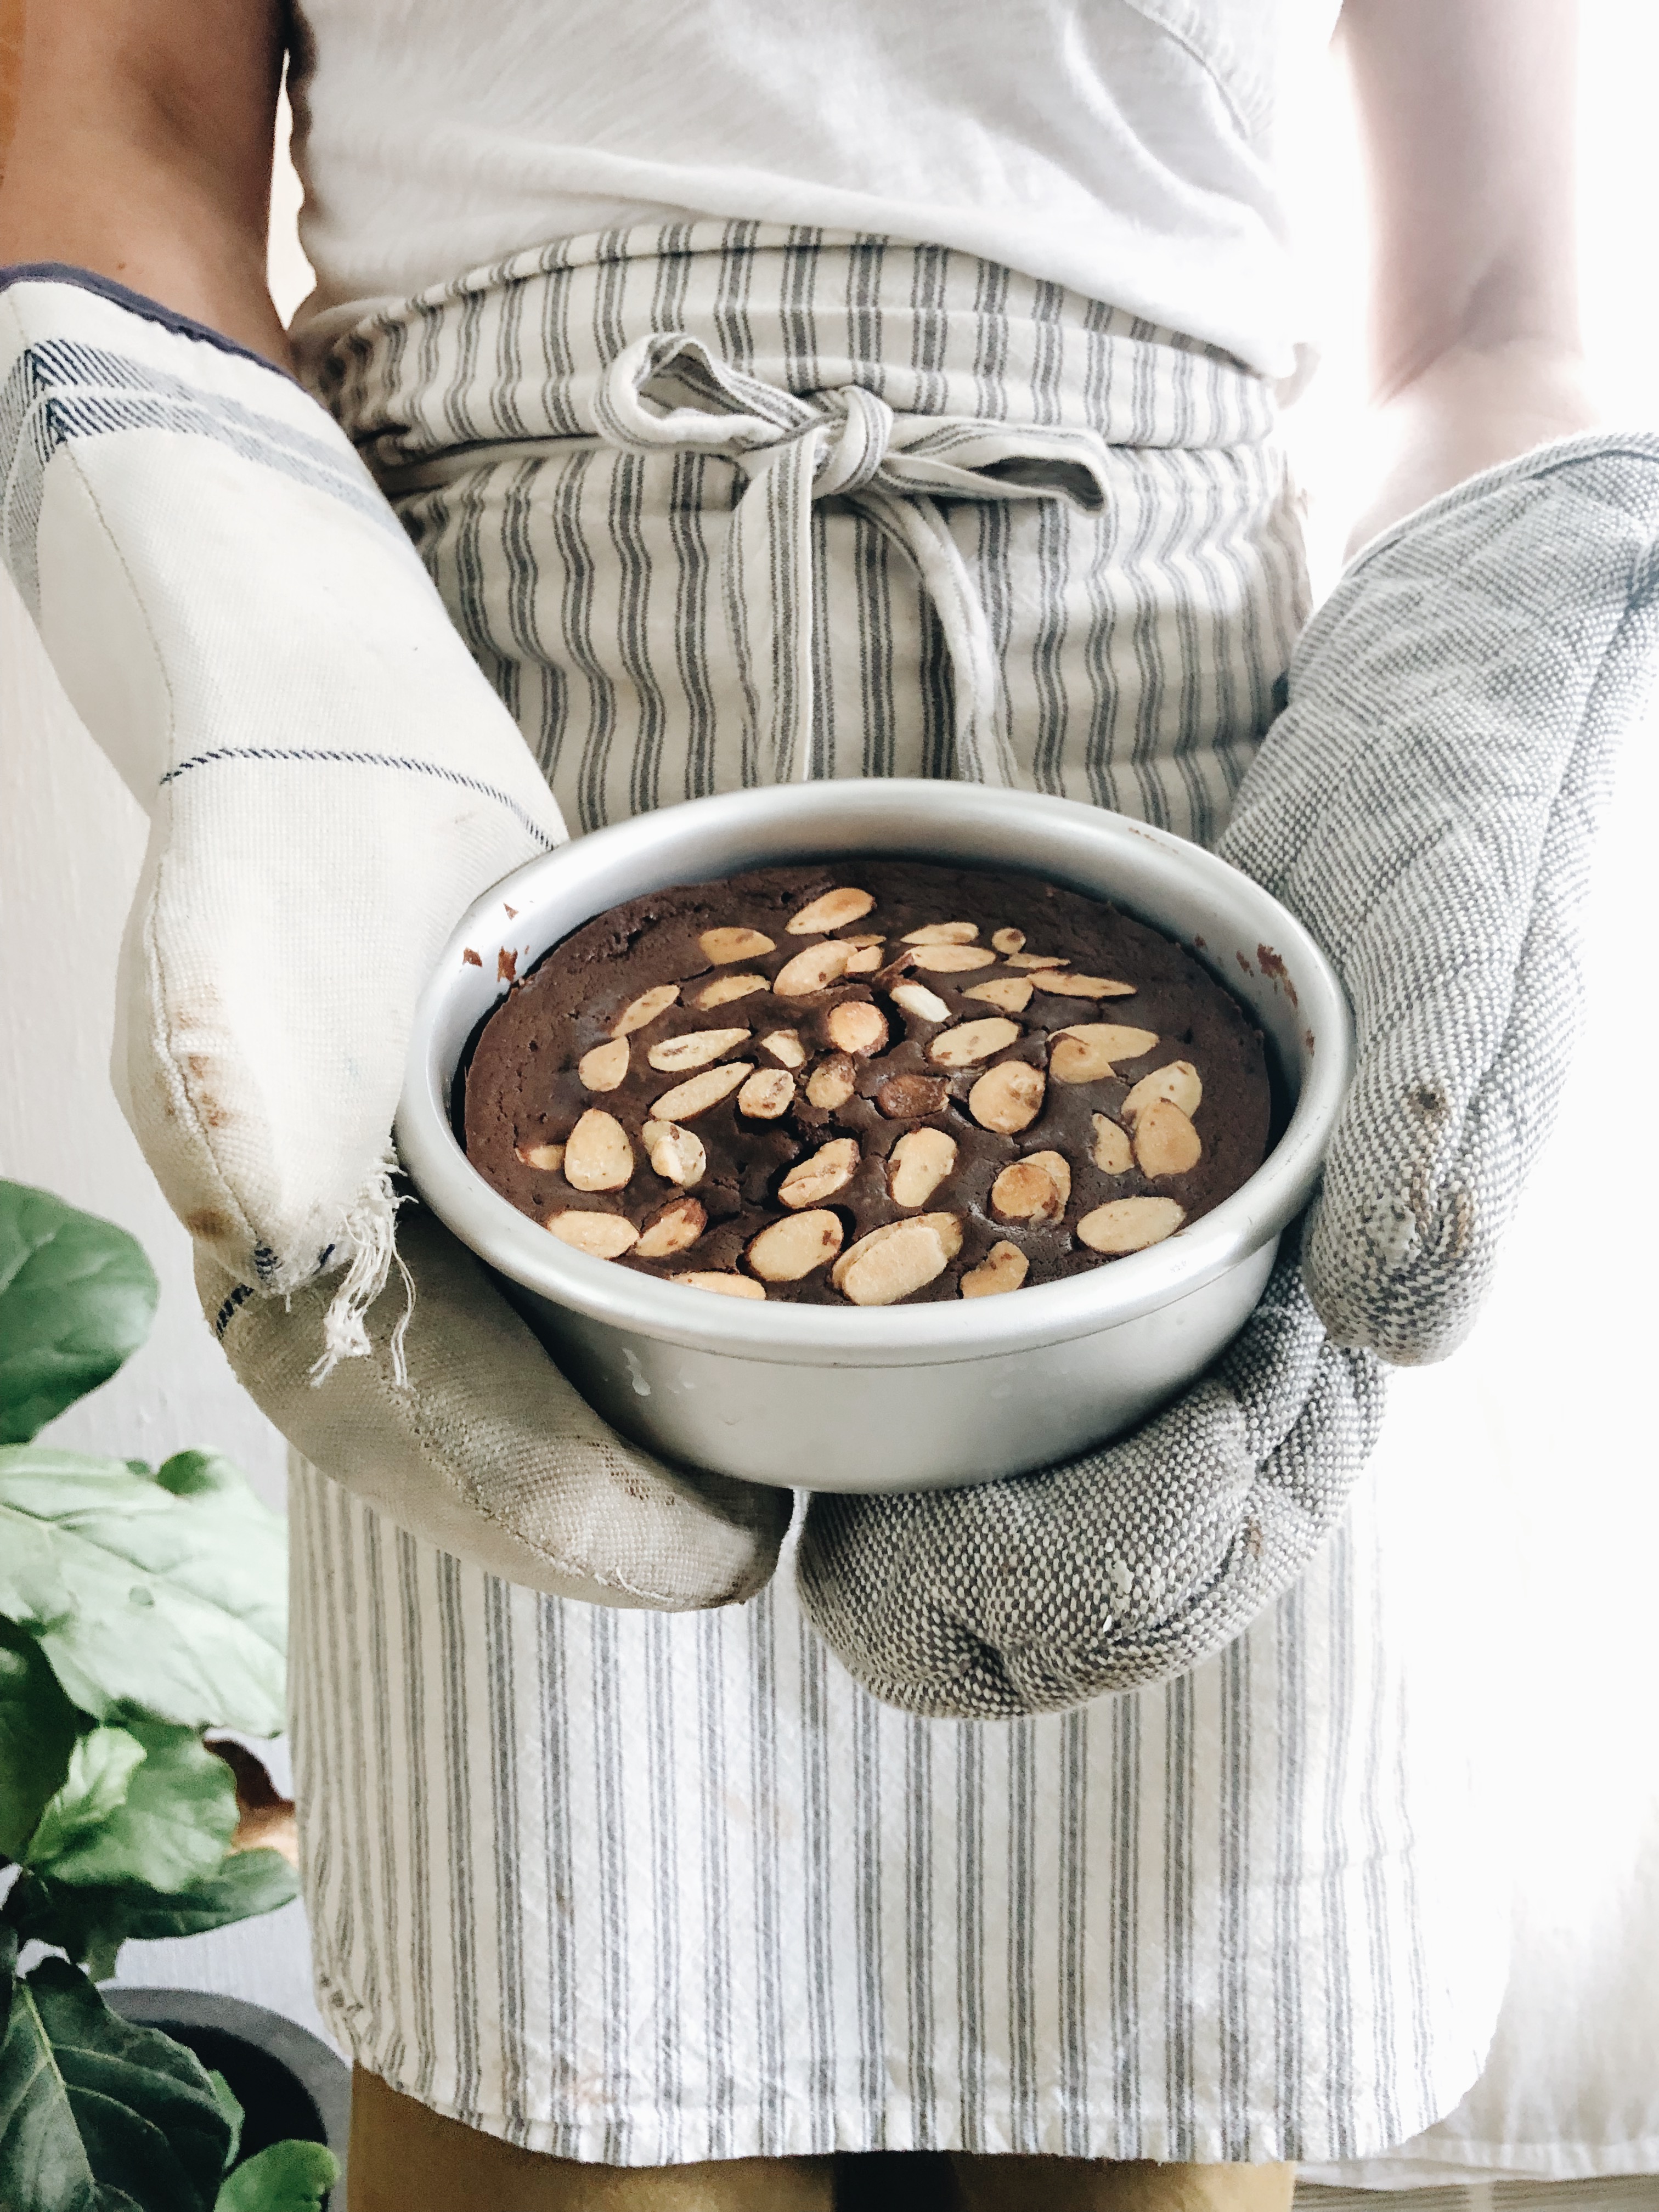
[287,225,1496,2164]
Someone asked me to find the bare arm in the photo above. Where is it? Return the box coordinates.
[1340,0,1598,551]
[0,0,291,366]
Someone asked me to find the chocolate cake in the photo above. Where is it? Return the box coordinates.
[462,862,1271,1306]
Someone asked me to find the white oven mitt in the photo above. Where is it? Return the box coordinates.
[800,433,1659,1715]
[0,266,788,1607]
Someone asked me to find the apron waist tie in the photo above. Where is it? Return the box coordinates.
[592,331,1114,787]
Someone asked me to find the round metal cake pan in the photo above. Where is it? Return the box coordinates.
[395,781,1353,1492]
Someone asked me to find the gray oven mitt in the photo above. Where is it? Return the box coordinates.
[799,433,1659,1717]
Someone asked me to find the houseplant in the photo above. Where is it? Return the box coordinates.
[0,1178,341,2210]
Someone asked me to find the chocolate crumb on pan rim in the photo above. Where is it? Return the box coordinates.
[398,780,1352,1365]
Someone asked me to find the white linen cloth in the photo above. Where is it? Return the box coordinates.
[287,226,1506,2165]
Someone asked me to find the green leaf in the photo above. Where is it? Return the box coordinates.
[0,1184,159,1445]
[6,1853,299,1983]
[0,1448,285,1734]
[206,2074,242,2172]
[26,1725,238,1895]
[0,1617,82,1859]
[0,1958,231,2212]
[213,2140,338,2212]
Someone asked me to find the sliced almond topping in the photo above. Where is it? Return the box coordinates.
[1007,952,1068,969]
[546,1210,638,1259]
[774,939,856,997]
[872,950,917,989]
[1049,1020,1158,1085]
[700,926,776,964]
[613,983,680,1037]
[909,944,997,973]
[516,1141,566,1173]
[693,972,769,1010]
[902,921,979,945]
[991,928,1026,956]
[563,1108,634,1191]
[1132,1098,1203,1177]
[737,1068,795,1118]
[651,1062,752,1121]
[967,1060,1045,1134]
[990,1150,1070,1223]
[634,1195,708,1259]
[889,980,950,1024]
[961,1240,1029,1299]
[1031,970,1136,999]
[929,1015,1022,1068]
[786,887,876,934]
[843,944,885,975]
[747,1209,844,1283]
[647,1025,751,1074]
[964,976,1034,1013]
[641,1118,707,1187]
[1090,1115,1133,1175]
[674,1269,767,1300]
[876,1071,950,1119]
[1063,1022,1160,1062]
[841,934,886,948]
[805,1053,857,1110]
[889,1126,958,1208]
[1076,1196,1186,1255]
[578,1037,631,1091]
[1121,1060,1203,1124]
[779,1137,861,1208]
[832,1211,963,1292]
[760,1029,807,1069]
[837,1220,952,1306]
[826,1000,889,1057]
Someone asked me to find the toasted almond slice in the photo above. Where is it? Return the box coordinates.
[786,887,876,934]
[961,1240,1029,1298]
[990,1152,1069,1223]
[674,1269,767,1300]
[773,939,856,997]
[1032,970,1136,999]
[1050,1020,1157,1084]
[641,1118,707,1187]
[1090,1114,1133,1175]
[889,1126,958,1207]
[1076,1195,1186,1255]
[804,1053,857,1110]
[1132,1098,1203,1177]
[842,934,886,948]
[876,1071,950,1119]
[965,976,1034,1013]
[1062,1022,1160,1061]
[647,1025,751,1073]
[578,1037,630,1091]
[831,1211,963,1291]
[693,972,769,1009]
[929,1016,1022,1068]
[1121,1060,1203,1124]
[968,1060,1045,1134]
[779,1137,861,1208]
[748,1209,844,1282]
[844,944,885,974]
[1007,952,1068,969]
[760,1028,807,1069]
[546,1210,637,1259]
[516,1141,566,1172]
[827,1000,889,1057]
[991,928,1026,956]
[890,980,950,1024]
[872,950,917,989]
[613,983,680,1037]
[738,1068,795,1118]
[700,926,776,964]
[901,921,979,945]
[563,1109,634,1191]
[838,1220,950,1306]
[634,1195,708,1259]
[909,944,997,973]
[651,1062,752,1121]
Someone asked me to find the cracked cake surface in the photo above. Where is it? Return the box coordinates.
[462,861,1271,1305]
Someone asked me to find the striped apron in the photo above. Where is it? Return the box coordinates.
[288,224,1505,2167]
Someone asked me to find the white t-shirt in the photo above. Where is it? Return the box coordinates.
[288,0,1338,381]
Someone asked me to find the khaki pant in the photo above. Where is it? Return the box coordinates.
[349,2069,1297,2211]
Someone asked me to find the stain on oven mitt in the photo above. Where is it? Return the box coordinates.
[198,1204,790,1608]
